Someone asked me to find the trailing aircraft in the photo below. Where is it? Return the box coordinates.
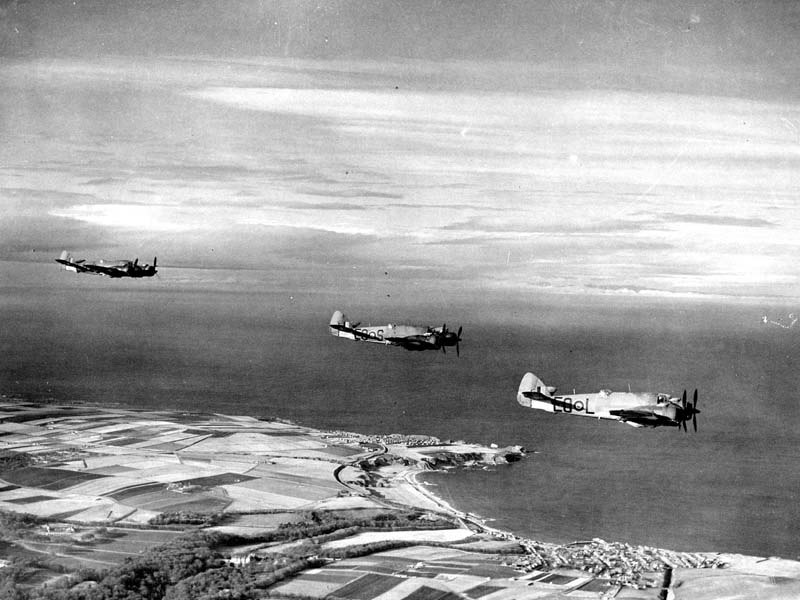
[329,310,462,355]
[55,251,157,278]
[517,371,699,430]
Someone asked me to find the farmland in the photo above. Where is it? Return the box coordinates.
[0,402,794,600]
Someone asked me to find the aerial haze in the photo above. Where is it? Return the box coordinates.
[1,0,799,560]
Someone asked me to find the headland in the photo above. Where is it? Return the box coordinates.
[0,400,797,599]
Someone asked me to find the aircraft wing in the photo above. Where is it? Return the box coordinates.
[329,324,372,340]
[55,258,92,273]
[608,408,676,427]
[81,263,126,277]
[520,390,555,401]
[384,336,437,351]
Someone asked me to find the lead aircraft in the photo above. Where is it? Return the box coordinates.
[517,372,699,430]
[329,310,462,355]
[56,251,157,278]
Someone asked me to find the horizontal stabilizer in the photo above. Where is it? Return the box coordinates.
[329,310,357,338]
[517,372,556,407]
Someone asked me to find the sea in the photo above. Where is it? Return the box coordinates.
[1,261,798,560]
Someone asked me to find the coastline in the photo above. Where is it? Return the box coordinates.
[0,400,798,598]
[363,438,800,597]
[404,467,505,537]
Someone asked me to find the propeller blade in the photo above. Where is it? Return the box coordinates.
[682,419,687,432]
[457,326,462,340]
[456,341,460,357]
[692,389,698,432]
[681,389,687,410]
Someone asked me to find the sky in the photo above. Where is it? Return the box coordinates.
[1,1,799,303]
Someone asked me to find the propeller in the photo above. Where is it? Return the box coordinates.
[437,324,463,356]
[147,257,159,277]
[676,389,700,432]
[681,390,687,432]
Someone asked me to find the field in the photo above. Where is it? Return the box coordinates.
[0,467,106,490]
[324,529,474,549]
[0,403,380,526]
[273,570,362,597]
[328,573,406,599]
[0,402,697,598]
[399,587,462,600]
[6,527,183,572]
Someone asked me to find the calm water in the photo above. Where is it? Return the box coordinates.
[1,262,798,559]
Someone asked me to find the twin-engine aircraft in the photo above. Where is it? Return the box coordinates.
[56,251,157,278]
[329,310,462,355]
[517,371,699,430]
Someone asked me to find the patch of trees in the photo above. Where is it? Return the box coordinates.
[0,451,36,471]
[163,555,325,600]
[0,509,50,538]
[0,557,77,600]
[213,509,454,548]
[5,509,487,599]
[21,533,224,600]
[148,512,225,527]
[0,558,47,600]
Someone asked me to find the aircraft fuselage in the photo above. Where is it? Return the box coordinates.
[329,311,461,353]
[516,372,695,429]
[517,389,677,423]
[331,323,430,344]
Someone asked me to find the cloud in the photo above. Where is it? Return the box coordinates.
[441,216,653,235]
[3,56,800,301]
[281,201,368,211]
[297,188,403,200]
[660,213,775,228]
[50,204,208,232]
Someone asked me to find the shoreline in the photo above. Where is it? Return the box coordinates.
[0,400,798,597]
[404,468,504,536]
[392,455,800,597]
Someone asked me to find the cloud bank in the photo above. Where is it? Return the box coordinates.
[2,56,799,301]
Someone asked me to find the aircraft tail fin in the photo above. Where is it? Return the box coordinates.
[330,310,347,336]
[517,372,556,407]
[59,250,71,262]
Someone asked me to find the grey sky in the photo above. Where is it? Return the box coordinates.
[1,1,799,301]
